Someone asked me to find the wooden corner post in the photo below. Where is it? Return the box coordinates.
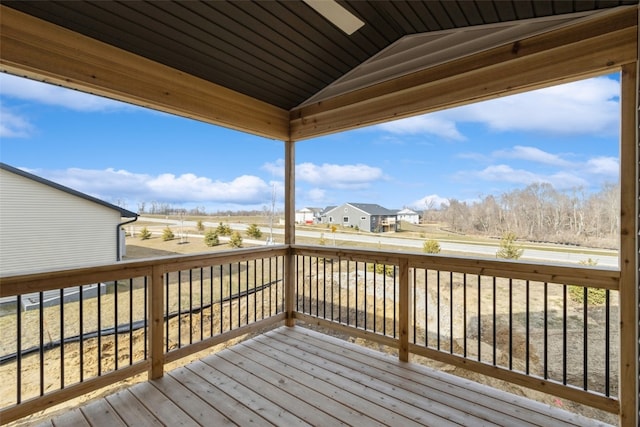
[284,139,296,327]
[618,60,638,427]
[149,265,165,379]
[398,259,410,362]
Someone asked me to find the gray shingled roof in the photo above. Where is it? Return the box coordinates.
[348,203,396,216]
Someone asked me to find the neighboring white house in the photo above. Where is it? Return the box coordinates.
[0,163,138,275]
[396,208,420,224]
[295,207,323,224]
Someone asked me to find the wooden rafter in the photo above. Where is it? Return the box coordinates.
[290,6,638,141]
[0,6,290,141]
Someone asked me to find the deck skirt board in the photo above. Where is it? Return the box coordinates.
[40,326,612,427]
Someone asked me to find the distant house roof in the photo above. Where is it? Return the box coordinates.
[321,206,337,215]
[1,162,138,218]
[348,203,397,216]
[397,208,418,215]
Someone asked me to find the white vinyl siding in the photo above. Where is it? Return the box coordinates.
[1,169,122,275]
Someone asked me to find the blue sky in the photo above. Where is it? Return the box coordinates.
[0,72,620,213]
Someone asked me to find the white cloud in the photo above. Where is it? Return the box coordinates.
[376,114,465,140]
[28,167,273,206]
[493,146,572,167]
[262,159,385,190]
[0,74,130,112]
[297,162,384,189]
[0,105,33,137]
[457,164,589,190]
[262,159,284,178]
[375,76,619,138]
[451,76,619,136]
[474,165,543,185]
[585,156,619,177]
[305,188,327,203]
[410,194,449,210]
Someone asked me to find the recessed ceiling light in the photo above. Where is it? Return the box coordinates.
[303,0,365,35]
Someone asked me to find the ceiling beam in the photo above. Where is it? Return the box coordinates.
[290,6,638,141]
[0,6,290,141]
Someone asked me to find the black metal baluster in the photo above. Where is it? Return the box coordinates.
[382,263,385,336]
[562,284,567,385]
[39,292,44,393]
[583,286,588,390]
[437,271,440,350]
[393,265,396,338]
[525,280,530,375]
[339,259,343,324]
[346,260,350,326]
[188,269,193,345]
[492,276,496,366]
[450,272,453,354]
[129,278,134,365]
[144,276,148,360]
[316,257,320,317]
[79,286,84,380]
[425,269,429,347]
[220,265,224,334]
[60,288,64,388]
[605,289,610,396]
[463,274,467,357]
[509,278,513,370]
[544,282,548,379]
[178,271,182,348]
[165,273,169,352]
[115,280,119,370]
[200,267,204,341]
[412,268,416,344]
[477,275,481,362]
[372,263,376,332]
[97,286,102,376]
[355,261,358,328]
[16,295,22,404]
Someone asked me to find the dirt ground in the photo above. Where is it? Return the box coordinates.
[1,237,618,425]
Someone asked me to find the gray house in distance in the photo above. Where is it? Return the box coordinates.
[321,203,398,233]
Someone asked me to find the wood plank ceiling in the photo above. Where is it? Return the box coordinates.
[1,1,638,140]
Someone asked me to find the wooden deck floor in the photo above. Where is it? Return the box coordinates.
[37,326,611,427]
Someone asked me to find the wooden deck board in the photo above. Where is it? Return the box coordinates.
[80,399,127,427]
[49,408,89,427]
[40,326,613,427]
[272,328,560,427]
[279,327,610,427]
[233,338,463,426]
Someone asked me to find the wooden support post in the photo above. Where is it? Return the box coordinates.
[149,265,164,379]
[398,258,410,362]
[618,61,638,427]
[284,140,296,327]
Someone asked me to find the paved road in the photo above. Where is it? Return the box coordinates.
[136,217,619,267]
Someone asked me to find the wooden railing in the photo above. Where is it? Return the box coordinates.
[0,244,622,424]
[291,245,621,415]
[0,246,287,424]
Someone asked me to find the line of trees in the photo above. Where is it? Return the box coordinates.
[134,201,279,218]
[428,182,619,249]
